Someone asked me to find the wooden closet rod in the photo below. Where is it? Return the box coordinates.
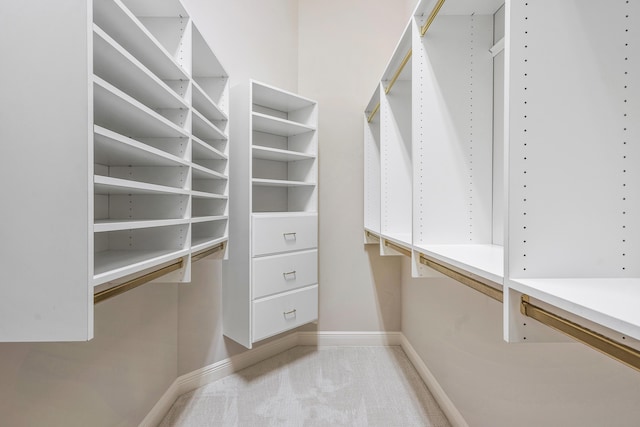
[418,254,503,302]
[94,242,225,304]
[383,239,412,257]
[521,296,640,372]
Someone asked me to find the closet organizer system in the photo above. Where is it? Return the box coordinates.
[224,81,319,349]
[1,0,229,341]
[364,0,640,370]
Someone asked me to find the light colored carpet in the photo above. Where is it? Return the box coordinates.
[159,346,451,427]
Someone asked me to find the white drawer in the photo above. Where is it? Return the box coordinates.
[252,285,318,342]
[252,249,317,299]
[252,213,317,256]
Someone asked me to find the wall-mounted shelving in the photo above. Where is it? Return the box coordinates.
[364,86,381,243]
[363,0,640,369]
[1,0,229,342]
[224,80,318,349]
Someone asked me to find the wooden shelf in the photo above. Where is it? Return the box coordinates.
[94,76,189,139]
[93,25,187,111]
[509,278,640,341]
[192,109,227,141]
[94,218,189,233]
[192,81,228,122]
[252,146,316,162]
[93,248,189,286]
[94,126,188,167]
[94,175,189,196]
[252,112,315,137]
[416,244,504,285]
[252,178,316,188]
[93,0,188,81]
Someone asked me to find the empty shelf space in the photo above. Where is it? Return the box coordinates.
[93,0,188,81]
[93,248,189,286]
[252,178,316,188]
[252,112,316,137]
[192,137,227,160]
[94,126,188,167]
[252,82,316,113]
[509,278,640,341]
[416,244,504,285]
[192,81,228,122]
[192,163,228,180]
[94,218,189,232]
[191,215,228,224]
[93,25,187,111]
[191,235,228,253]
[192,110,227,141]
[252,146,316,162]
[94,175,189,196]
[94,77,189,139]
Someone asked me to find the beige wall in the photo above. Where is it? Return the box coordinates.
[401,258,640,426]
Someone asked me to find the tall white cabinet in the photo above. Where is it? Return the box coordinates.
[364,0,640,368]
[0,0,229,342]
[225,81,318,349]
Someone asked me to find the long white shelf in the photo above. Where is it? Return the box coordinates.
[191,190,228,200]
[191,236,228,253]
[192,81,228,123]
[93,248,189,286]
[508,278,640,341]
[252,112,316,137]
[252,145,316,162]
[94,126,188,167]
[191,163,228,180]
[191,215,228,224]
[93,0,188,81]
[193,109,227,141]
[94,76,189,139]
[94,218,189,233]
[94,175,189,196]
[192,136,227,160]
[252,81,315,112]
[381,232,412,248]
[252,178,316,188]
[416,244,504,285]
[93,25,187,112]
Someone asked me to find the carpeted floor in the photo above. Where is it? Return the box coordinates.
[159,346,451,427]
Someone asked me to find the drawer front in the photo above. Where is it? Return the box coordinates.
[252,214,317,256]
[252,250,318,299]
[252,285,318,342]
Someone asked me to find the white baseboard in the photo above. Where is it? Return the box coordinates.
[399,334,469,427]
[139,331,464,427]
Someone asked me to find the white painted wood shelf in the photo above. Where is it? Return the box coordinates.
[1,0,229,342]
[224,80,318,349]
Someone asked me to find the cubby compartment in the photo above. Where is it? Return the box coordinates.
[252,82,317,128]
[380,23,412,249]
[363,86,381,240]
[504,0,640,343]
[411,1,504,282]
[192,196,227,218]
[191,218,228,251]
[252,185,316,213]
[94,223,190,285]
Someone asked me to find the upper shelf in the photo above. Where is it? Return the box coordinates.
[252,146,316,162]
[252,112,316,137]
[192,81,228,123]
[416,244,504,286]
[252,178,316,188]
[94,175,190,196]
[93,0,188,81]
[94,218,189,233]
[192,136,227,160]
[192,109,227,141]
[252,81,316,112]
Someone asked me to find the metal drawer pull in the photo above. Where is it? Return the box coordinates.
[283,309,297,317]
[283,232,297,240]
[283,270,297,279]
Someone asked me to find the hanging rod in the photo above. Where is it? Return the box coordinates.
[192,242,225,262]
[418,254,503,302]
[367,102,380,123]
[383,239,412,257]
[365,230,381,240]
[421,0,446,36]
[521,296,640,372]
[94,258,184,304]
[385,49,412,95]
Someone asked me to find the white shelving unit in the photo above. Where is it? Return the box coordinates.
[364,86,382,244]
[363,0,640,361]
[0,0,229,342]
[224,80,318,349]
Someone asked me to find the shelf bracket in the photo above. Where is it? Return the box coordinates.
[418,253,503,303]
[521,296,640,372]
